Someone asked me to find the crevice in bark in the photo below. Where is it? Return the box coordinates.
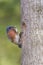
[22,22,26,30]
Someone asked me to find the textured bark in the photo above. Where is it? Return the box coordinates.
[21,0,43,65]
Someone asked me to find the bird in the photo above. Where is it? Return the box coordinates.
[6,26,22,48]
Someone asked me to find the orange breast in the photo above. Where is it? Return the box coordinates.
[8,30,16,39]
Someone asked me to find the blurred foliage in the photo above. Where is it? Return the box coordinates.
[0,0,21,65]
[0,0,20,20]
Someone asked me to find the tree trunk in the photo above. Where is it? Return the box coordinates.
[21,0,43,65]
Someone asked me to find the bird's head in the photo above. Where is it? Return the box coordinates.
[6,26,18,40]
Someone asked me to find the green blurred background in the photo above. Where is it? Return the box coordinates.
[0,0,21,65]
